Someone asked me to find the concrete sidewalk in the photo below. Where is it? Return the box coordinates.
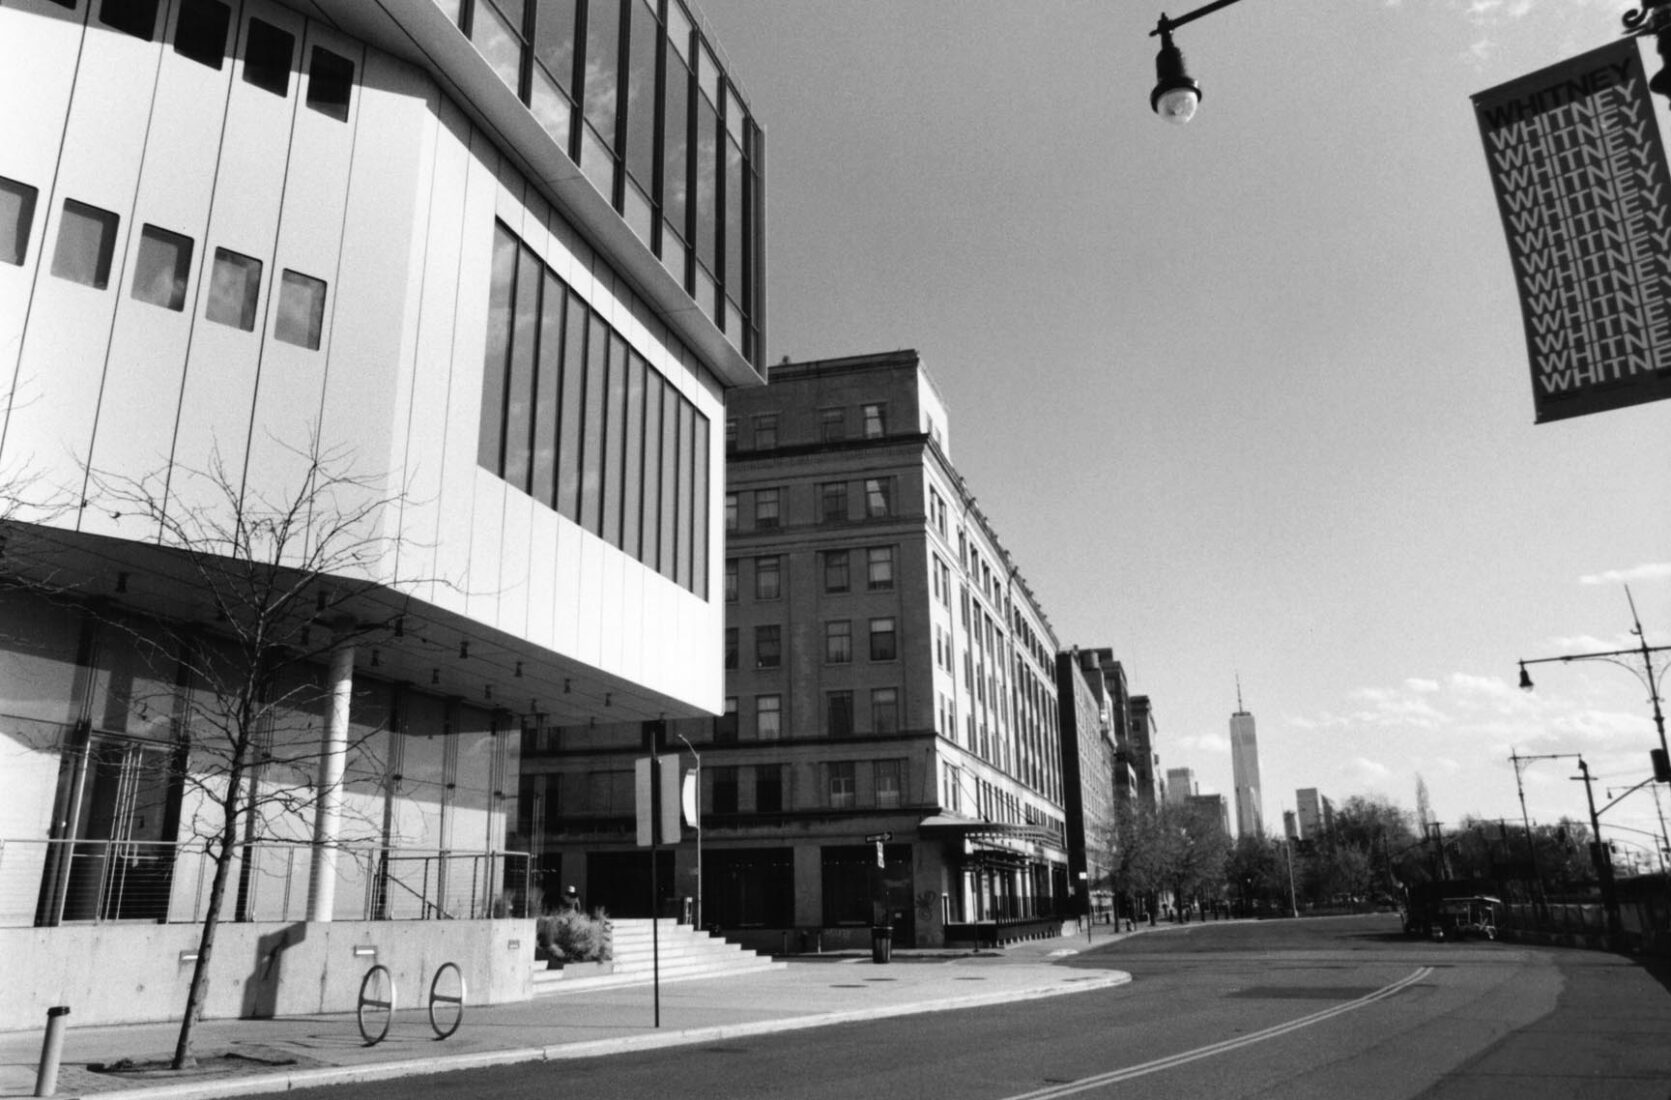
[1,932,1136,1100]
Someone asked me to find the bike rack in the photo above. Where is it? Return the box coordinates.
[357,962,466,1045]
[357,965,395,1046]
[428,961,466,1040]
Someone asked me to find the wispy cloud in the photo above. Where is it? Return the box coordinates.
[1354,757,1392,779]
[1176,733,1231,755]
[1579,562,1671,586]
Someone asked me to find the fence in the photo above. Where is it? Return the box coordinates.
[0,837,531,928]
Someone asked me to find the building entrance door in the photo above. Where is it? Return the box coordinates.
[40,736,180,923]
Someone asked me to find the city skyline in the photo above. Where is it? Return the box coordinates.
[698,0,1671,846]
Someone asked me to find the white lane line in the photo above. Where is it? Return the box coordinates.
[1002,966,1434,1100]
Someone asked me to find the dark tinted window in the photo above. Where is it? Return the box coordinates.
[100,0,161,41]
[244,19,294,97]
[173,0,231,69]
[307,47,354,121]
[0,177,39,267]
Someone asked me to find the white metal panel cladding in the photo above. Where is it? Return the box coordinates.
[81,0,237,540]
[0,0,725,714]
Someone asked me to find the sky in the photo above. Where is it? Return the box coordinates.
[692,0,1671,856]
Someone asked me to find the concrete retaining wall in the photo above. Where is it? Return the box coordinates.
[0,919,535,1032]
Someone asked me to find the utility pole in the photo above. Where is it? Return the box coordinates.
[1510,750,1554,905]
[1574,757,1625,950]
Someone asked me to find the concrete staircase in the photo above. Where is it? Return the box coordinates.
[532,919,785,995]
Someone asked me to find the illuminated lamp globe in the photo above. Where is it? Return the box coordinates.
[1151,29,1201,124]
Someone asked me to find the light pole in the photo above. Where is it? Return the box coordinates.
[1518,588,1671,785]
[1573,757,1625,949]
[1148,0,1250,123]
[676,733,701,931]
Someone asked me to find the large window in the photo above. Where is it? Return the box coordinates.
[452,0,763,362]
[820,482,847,523]
[0,177,39,266]
[755,694,781,740]
[479,221,710,597]
[174,0,230,68]
[754,625,780,669]
[875,760,903,808]
[826,691,853,738]
[825,620,851,664]
[871,688,899,734]
[862,402,886,438]
[130,225,192,311]
[867,546,894,591]
[753,488,779,529]
[870,618,897,662]
[864,477,893,518]
[274,270,326,350]
[823,550,850,593]
[205,248,261,330]
[51,199,118,289]
[754,766,783,813]
[711,765,738,814]
[754,555,780,600]
[827,762,856,809]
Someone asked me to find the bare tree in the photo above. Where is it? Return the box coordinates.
[6,439,419,1069]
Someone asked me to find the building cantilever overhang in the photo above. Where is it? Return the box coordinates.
[322,0,764,392]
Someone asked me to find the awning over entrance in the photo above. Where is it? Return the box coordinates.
[917,815,1066,860]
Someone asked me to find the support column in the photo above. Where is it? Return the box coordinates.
[307,641,355,922]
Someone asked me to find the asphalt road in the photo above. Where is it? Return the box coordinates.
[271,915,1671,1100]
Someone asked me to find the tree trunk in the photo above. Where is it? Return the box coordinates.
[172,750,248,1070]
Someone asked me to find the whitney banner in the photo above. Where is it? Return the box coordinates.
[1473,38,1671,424]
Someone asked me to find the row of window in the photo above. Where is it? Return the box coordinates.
[88,0,356,122]
[479,221,709,596]
[723,547,895,601]
[707,759,904,812]
[449,0,761,357]
[725,401,888,452]
[723,478,897,532]
[714,683,905,742]
[0,177,328,349]
[724,617,898,670]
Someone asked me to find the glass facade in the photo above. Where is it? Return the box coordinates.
[480,220,710,597]
[455,0,763,364]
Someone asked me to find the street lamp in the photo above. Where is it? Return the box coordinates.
[1517,589,1671,784]
[1148,0,1249,123]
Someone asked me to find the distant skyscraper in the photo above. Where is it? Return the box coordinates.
[1230,680,1264,839]
[1188,793,1231,836]
[1296,788,1328,840]
[1165,767,1197,805]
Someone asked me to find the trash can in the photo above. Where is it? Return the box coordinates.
[870,925,893,964]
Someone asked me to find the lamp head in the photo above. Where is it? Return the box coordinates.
[1518,663,1534,691]
[1151,25,1201,124]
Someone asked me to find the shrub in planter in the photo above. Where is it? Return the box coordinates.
[536,909,611,966]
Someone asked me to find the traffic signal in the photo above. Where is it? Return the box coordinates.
[1652,747,1671,784]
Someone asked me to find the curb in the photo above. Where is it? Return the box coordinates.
[75,971,1131,1100]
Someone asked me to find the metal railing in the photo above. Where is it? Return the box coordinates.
[0,838,532,928]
